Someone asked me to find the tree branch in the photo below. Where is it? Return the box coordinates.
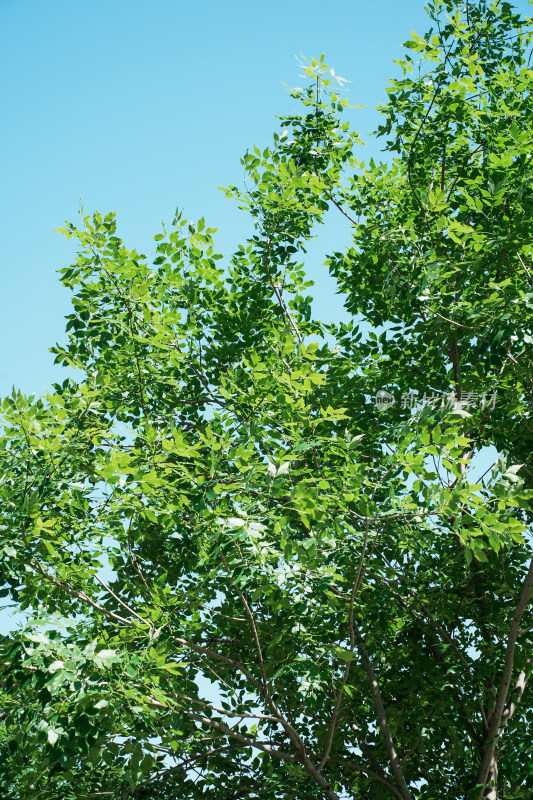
[354,627,414,800]
[475,559,533,795]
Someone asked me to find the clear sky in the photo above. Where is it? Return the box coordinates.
[0,0,501,397]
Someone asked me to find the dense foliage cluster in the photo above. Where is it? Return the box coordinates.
[1,1,533,797]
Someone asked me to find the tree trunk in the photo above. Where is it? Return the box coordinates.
[483,750,498,800]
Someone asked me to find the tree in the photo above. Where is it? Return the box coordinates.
[1,1,533,797]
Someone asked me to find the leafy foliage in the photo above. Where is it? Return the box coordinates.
[1,3,533,798]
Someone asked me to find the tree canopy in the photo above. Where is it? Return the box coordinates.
[1,1,533,798]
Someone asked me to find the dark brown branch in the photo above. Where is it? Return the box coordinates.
[30,560,132,626]
[354,627,414,800]
[475,559,533,795]
[446,143,484,201]
[319,469,394,771]
[322,187,358,226]
[406,88,439,241]
[217,554,340,797]
[315,754,405,800]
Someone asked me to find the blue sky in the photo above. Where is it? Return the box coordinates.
[2,0,531,397]
[0,0,476,397]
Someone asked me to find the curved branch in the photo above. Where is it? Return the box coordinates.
[475,558,533,795]
[354,627,414,800]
